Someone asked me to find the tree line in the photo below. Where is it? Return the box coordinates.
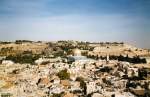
[88,55,147,64]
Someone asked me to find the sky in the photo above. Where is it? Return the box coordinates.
[0,0,150,48]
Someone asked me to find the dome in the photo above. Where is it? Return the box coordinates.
[73,48,81,56]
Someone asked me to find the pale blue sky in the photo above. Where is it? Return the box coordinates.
[0,0,150,48]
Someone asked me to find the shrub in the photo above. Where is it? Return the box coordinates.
[57,69,70,80]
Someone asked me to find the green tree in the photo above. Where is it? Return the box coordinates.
[6,54,40,64]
